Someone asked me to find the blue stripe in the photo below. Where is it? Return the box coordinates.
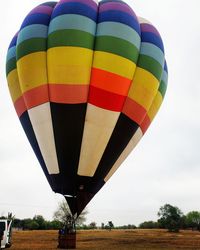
[49,14,96,35]
[20,13,51,29]
[140,42,164,67]
[98,10,140,35]
[17,24,48,44]
[141,32,164,53]
[96,21,141,50]
[6,46,16,62]
[164,61,168,73]
[8,35,18,49]
[51,3,97,22]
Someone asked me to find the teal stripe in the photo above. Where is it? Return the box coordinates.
[95,36,139,63]
[48,14,96,35]
[140,42,164,67]
[48,29,94,49]
[6,58,16,76]
[137,55,163,81]
[6,46,16,62]
[161,69,168,85]
[17,38,46,60]
[97,22,141,50]
[17,24,48,44]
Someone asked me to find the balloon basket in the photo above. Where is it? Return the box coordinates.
[58,231,76,249]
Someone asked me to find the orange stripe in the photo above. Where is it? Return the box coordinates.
[14,96,27,117]
[140,115,151,134]
[49,84,89,104]
[23,85,49,110]
[90,68,131,96]
[122,97,147,125]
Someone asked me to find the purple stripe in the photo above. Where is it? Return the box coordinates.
[29,5,54,16]
[57,0,98,10]
[140,23,161,38]
[99,2,137,20]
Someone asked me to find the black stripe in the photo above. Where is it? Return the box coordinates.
[19,111,58,190]
[69,114,139,215]
[93,113,139,181]
[50,103,87,196]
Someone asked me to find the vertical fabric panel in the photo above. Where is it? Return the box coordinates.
[6,32,57,189]
[16,2,59,174]
[78,0,140,177]
[47,0,98,194]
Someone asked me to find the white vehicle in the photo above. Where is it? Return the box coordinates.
[0,220,12,249]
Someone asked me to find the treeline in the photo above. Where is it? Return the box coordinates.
[1,204,200,232]
[139,204,200,232]
[0,215,62,230]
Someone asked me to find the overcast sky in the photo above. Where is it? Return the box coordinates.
[1,0,200,226]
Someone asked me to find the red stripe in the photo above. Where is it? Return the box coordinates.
[14,96,27,117]
[91,68,131,96]
[49,84,89,104]
[122,97,147,125]
[88,86,126,112]
[140,115,151,134]
[23,85,49,110]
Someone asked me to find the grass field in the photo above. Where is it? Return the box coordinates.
[11,229,200,249]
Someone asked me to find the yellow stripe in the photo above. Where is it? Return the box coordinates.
[48,47,93,84]
[17,52,47,93]
[148,92,163,121]
[128,67,159,110]
[93,51,136,79]
[7,69,22,103]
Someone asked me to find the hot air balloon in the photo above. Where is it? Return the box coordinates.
[6,0,168,221]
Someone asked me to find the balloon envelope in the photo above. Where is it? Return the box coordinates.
[6,0,168,216]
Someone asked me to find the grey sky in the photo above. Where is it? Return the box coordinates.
[1,0,200,226]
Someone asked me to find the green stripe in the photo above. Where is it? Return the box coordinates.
[137,55,163,81]
[17,38,46,60]
[95,36,139,63]
[6,58,16,76]
[159,80,167,97]
[48,30,95,50]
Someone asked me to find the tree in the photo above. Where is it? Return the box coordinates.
[48,220,62,230]
[89,222,97,229]
[186,211,200,231]
[139,221,159,229]
[33,215,46,230]
[53,199,88,227]
[158,204,183,232]
[22,219,38,230]
[116,224,136,229]
[106,221,114,231]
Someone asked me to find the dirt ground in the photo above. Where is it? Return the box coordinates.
[11,229,200,250]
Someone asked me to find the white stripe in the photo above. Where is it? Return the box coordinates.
[28,103,60,174]
[104,128,143,182]
[92,0,98,4]
[78,104,119,177]
[138,16,152,25]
